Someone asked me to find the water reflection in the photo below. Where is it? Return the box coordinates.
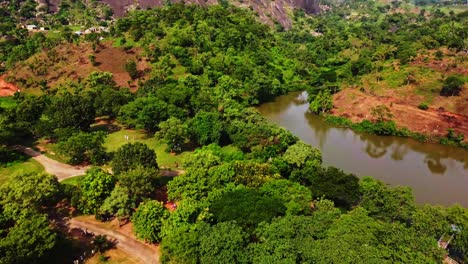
[359,133,392,159]
[257,91,468,206]
[424,153,447,174]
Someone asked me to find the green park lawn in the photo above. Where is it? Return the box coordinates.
[0,97,17,109]
[104,129,191,168]
[0,159,44,185]
[60,175,85,186]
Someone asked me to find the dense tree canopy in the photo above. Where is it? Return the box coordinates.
[111,142,158,175]
[0,2,467,264]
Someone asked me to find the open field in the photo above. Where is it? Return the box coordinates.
[0,159,44,185]
[104,129,191,168]
[61,175,85,186]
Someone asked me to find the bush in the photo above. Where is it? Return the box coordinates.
[418,103,429,110]
[0,147,27,165]
[89,54,97,66]
[125,61,138,79]
[440,75,464,96]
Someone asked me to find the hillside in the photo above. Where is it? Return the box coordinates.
[35,0,320,28]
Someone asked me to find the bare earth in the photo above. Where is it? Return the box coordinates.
[0,75,19,96]
[332,89,468,140]
[13,145,89,180]
[69,218,160,264]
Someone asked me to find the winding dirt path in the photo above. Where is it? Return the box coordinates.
[13,145,89,181]
[69,218,160,264]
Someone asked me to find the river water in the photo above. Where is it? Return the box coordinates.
[257,91,468,206]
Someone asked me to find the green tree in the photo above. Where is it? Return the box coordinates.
[160,222,201,264]
[259,179,312,215]
[282,141,322,169]
[411,205,449,238]
[290,165,360,208]
[132,200,168,243]
[79,167,116,214]
[44,90,96,132]
[0,172,60,216]
[118,166,159,203]
[125,61,138,79]
[99,185,134,224]
[56,131,107,165]
[155,117,190,153]
[190,111,223,146]
[210,187,286,229]
[118,96,169,132]
[371,105,393,122]
[440,75,464,96]
[86,71,115,88]
[309,90,333,115]
[93,87,133,118]
[111,142,158,175]
[88,54,97,66]
[360,177,415,222]
[199,222,248,263]
[0,210,57,264]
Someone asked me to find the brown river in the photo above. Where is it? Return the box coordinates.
[257,91,468,207]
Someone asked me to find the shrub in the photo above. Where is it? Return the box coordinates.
[418,103,429,110]
[89,54,97,66]
[440,75,464,96]
[125,61,138,79]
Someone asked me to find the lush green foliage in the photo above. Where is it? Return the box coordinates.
[440,75,465,96]
[0,172,60,216]
[111,142,158,175]
[0,3,467,263]
[78,167,116,214]
[309,90,333,115]
[56,131,107,165]
[132,200,168,242]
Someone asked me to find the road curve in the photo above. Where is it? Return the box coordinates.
[13,145,89,181]
[69,218,160,264]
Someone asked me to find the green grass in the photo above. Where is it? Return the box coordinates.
[68,25,84,31]
[0,97,16,109]
[0,159,44,185]
[61,175,85,186]
[104,129,192,168]
[438,5,468,15]
[111,35,138,48]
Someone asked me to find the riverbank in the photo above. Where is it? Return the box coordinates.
[331,88,468,144]
[257,91,468,206]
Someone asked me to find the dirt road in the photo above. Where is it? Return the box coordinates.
[69,218,160,264]
[13,145,89,181]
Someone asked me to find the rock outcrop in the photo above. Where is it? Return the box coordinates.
[42,0,320,29]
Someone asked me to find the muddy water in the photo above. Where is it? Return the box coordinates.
[257,91,468,206]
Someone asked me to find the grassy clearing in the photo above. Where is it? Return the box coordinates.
[438,5,468,15]
[61,175,85,186]
[0,97,16,108]
[85,248,141,264]
[104,129,191,168]
[111,35,139,48]
[0,159,44,185]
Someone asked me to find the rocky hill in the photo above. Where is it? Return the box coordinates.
[37,0,320,28]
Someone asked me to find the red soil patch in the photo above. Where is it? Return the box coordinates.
[95,45,150,89]
[332,89,468,140]
[4,42,150,92]
[0,75,20,96]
